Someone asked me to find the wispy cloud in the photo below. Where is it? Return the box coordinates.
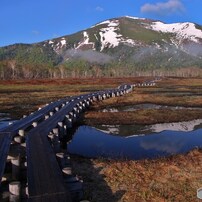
[32,30,40,35]
[96,6,104,12]
[141,0,185,16]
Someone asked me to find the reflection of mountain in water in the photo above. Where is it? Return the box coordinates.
[148,119,202,132]
[94,119,202,137]
[67,123,202,160]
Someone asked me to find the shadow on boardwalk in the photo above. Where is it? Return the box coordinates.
[65,126,125,202]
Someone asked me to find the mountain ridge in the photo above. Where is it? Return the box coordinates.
[0,16,202,78]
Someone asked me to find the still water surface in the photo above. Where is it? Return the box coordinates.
[67,120,202,160]
[1,112,202,160]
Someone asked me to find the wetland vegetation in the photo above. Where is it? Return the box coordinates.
[0,77,202,201]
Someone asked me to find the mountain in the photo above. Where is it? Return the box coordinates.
[0,16,202,78]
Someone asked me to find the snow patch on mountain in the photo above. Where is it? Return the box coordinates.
[54,43,61,53]
[98,19,140,50]
[61,38,66,47]
[149,21,202,43]
[44,16,202,60]
[49,40,54,44]
[92,20,111,28]
[76,31,95,50]
[99,20,122,51]
[122,38,137,46]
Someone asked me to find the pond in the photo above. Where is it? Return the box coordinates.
[1,112,202,161]
[67,119,202,160]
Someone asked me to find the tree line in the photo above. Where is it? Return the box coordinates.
[0,59,201,80]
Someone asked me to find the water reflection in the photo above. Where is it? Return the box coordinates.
[67,124,202,160]
[139,132,188,154]
[148,119,202,132]
[94,119,202,136]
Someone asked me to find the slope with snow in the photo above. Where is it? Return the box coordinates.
[75,31,95,50]
[94,18,138,51]
[99,20,122,51]
[46,17,202,54]
[148,21,202,43]
[21,16,202,68]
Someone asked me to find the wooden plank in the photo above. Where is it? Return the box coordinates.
[0,98,68,134]
[26,102,78,201]
[0,86,131,199]
[0,132,12,183]
[0,99,70,186]
[28,194,71,202]
[26,96,93,200]
[26,132,71,201]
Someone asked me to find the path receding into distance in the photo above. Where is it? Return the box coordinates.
[0,80,156,201]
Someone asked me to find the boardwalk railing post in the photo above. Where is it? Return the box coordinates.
[53,128,59,135]
[45,115,49,120]
[92,96,97,101]
[11,156,20,181]
[55,107,59,111]
[51,132,61,153]
[58,122,65,139]
[73,114,77,123]
[32,122,38,127]
[14,136,24,144]
[65,115,72,128]
[49,111,54,116]
[18,130,25,137]
[56,152,71,168]
[9,181,21,201]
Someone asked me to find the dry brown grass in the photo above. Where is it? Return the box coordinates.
[71,149,202,202]
[1,77,202,201]
[0,77,149,118]
[0,77,149,86]
[72,77,202,201]
[84,109,202,125]
[84,77,202,125]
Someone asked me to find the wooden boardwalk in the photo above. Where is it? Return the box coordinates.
[0,82,153,201]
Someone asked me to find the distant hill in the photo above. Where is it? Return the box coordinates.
[0,16,202,78]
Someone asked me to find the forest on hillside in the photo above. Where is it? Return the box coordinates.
[0,58,201,79]
[0,45,202,79]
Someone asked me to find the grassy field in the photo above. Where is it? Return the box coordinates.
[71,149,202,202]
[84,77,202,125]
[0,77,202,201]
[0,77,145,119]
[74,77,202,201]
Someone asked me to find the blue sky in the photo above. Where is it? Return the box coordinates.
[0,0,201,47]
